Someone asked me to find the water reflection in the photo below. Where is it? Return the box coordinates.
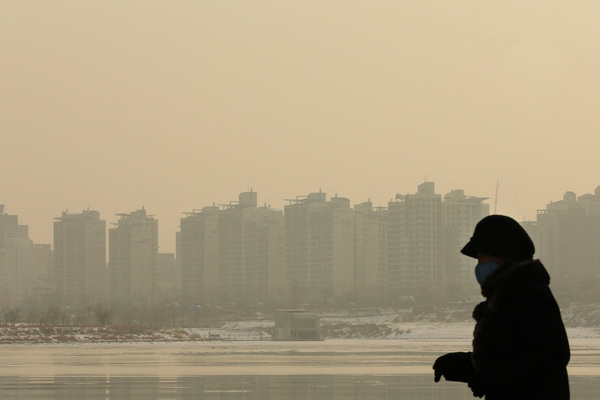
[0,375,598,400]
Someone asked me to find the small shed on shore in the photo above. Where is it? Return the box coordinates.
[272,310,321,341]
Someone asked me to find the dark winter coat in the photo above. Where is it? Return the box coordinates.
[471,259,570,399]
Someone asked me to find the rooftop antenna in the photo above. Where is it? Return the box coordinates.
[494,181,499,214]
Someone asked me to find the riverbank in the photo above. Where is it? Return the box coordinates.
[1,322,598,344]
[0,320,461,344]
[1,303,599,344]
[0,325,201,344]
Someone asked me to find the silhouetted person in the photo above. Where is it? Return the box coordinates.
[433,215,570,399]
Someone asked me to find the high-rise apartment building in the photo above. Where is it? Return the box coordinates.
[536,187,600,300]
[404,182,443,296]
[284,192,354,305]
[0,205,36,307]
[30,243,52,302]
[384,183,488,301]
[179,191,284,305]
[53,210,106,306]
[179,206,220,304]
[353,201,387,302]
[386,196,408,297]
[155,252,179,300]
[385,183,443,299]
[109,209,158,305]
[218,191,284,304]
[442,189,489,298]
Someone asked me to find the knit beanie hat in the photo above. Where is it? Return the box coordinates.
[461,215,535,260]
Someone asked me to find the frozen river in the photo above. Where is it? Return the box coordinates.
[1,325,599,399]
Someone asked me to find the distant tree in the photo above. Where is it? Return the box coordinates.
[166,303,182,327]
[132,302,147,326]
[3,307,20,326]
[42,305,60,325]
[94,303,112,326]
[149,303,167,328]
[74,305,93,325]
[60,306,70,326]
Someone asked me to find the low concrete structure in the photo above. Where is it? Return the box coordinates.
[272,310,321,341]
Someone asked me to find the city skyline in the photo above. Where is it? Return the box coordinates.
[3,183,600,310]
[3,2,600,254]
[2,182,600,253]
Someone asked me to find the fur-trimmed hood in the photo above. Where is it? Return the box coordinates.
[482,259,549,296]
[474,259,550,318]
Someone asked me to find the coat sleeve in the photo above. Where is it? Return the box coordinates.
[476,283,570,391]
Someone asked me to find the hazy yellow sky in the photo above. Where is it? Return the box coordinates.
[2,1,600,252]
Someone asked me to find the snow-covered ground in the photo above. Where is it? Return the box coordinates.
[1,305,599,344]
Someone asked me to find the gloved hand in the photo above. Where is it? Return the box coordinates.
[468,374,485,398]
[433,352,473,383]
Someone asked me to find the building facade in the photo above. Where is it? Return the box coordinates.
[536,187,600,301]
[384,183,443,300]
[218,191,284,304]
[442,189,489,298]
[384,184,488,302]
[404,182,444,298]
[284,192,354,305]
[155,252,179,301]
[109,209,158,305]
[179,191,284,305]
[353,201,387,303]
[0,205,36,307]
[179,206,220,304]
[53,210,106,307]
